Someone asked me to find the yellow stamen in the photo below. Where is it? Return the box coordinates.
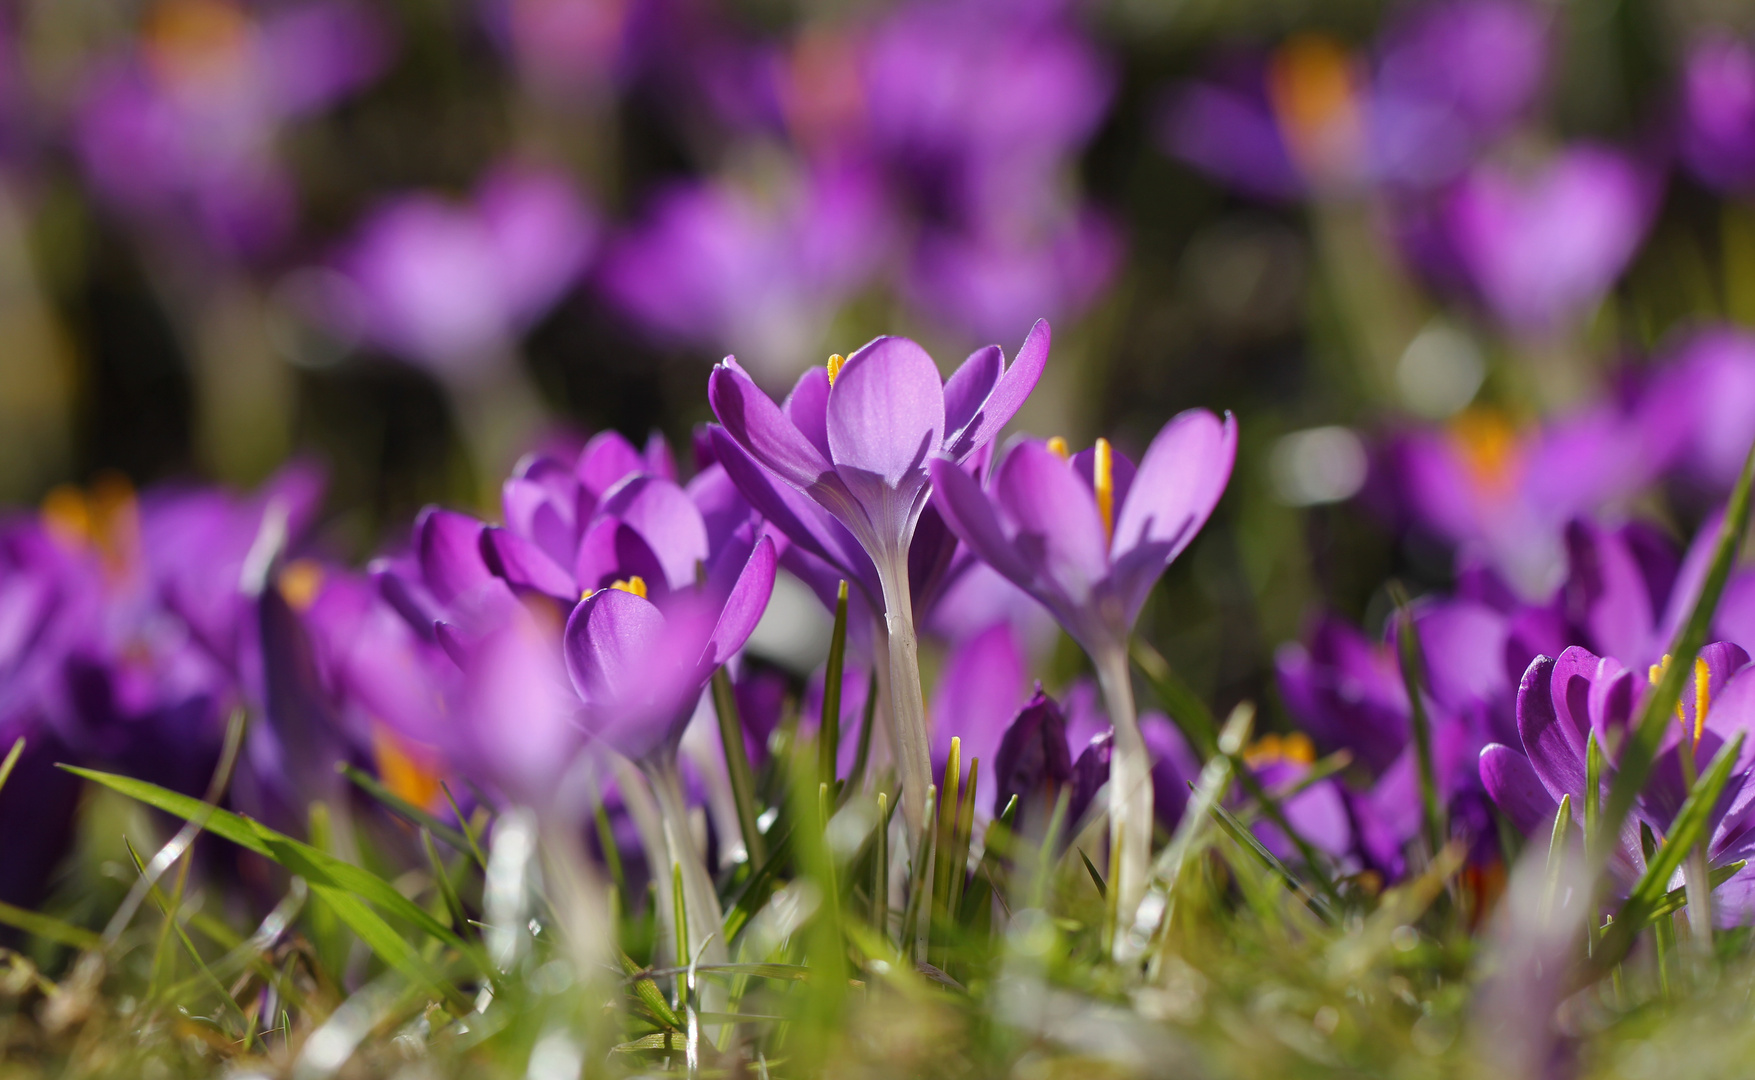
[610,576,648,599]
[1046,436,1070,460]
[825,353,846,385]
[371,726,442,811]
[1650,654,1715,744]
[1695,656,1711,745]
[278,558,325,612]
[1283,732,1316,765]
[1094,437,1114,544]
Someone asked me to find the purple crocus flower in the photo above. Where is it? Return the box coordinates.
[1443,145,1655,335]
[74,1,389,258]
[1679,35,1755,193]
[1277,597,1559,877]
[1481,643,1755,920]
[929,413,1235,927]
[329,165,597,380]
[710,320,1050,841]
[1162,1,1547,198]
[1649,327,1755,497]
[1387,402,1682,599]
[929,620,1030,777]
[600,161,889,382]
[560,538,775,974]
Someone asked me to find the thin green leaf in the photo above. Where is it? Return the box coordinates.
[1390,586,1446,859]
[819,580,849,784]
[1649,861,1747,920]
[438,781,489,871]
[1544,794,1573,917]
[1131,638,1218,758]
[622,951,682,1030]
[1077,847,1108,900]
[711,666,767,867]
[0,900,101,951]
[0,737,24,798]
[65,766,476,961]
[422,828,469,935]
[339,762,472,854]
[1600,435,1755,868]
[1602,733,1746,962]
[1207,799,1336,925]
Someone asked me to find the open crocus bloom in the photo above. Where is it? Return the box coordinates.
[929,410,1234,939]
[709,320,1050,839]
[1480,643,1755,921]
[928,411,1236,660]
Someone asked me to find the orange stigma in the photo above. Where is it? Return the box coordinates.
[1046,436,1070,460]
[1266,34,1363,183]
[1449,408,1521,499]
[277,559,325,612]
[826,354,846,385]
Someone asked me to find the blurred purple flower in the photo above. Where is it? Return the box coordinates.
[1387,402,1682,599]
[930,620,1030,775]
[600,162,888,381]
[1444,145,1656,334]
[328,165,597,378]
[74,0,389,257]
[1650,327,1755,495]
[1679,35,1755,192]
[1162,2,1547,198]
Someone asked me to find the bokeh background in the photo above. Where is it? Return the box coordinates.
[7,0,1754,723]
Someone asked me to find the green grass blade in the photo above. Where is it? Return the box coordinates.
[1131,638,1218,758]
[423,828,470,935]
[711,666,767,867]
[1391,587,1446,859]
[844,669,881,801]
[1601,732,1745,963]
[0,900,102,951]
[1600,435,1755,869]
[819,580,849,785]
[339,762,472,853]
[64,765,477,961]
[0,736,24,798]
[1207,799,1336,925]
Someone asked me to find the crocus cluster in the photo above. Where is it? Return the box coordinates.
[0,314,1243,967]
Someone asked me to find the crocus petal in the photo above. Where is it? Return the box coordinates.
[1113,408,1237,562]
[596,476,710,592]
[927,456,1037,589]
[944,318,1051,461]
[576,430,648,499]
[572,518,669,598]
[468,618,586,806]
[1516,650,1591,804]
[710,361,842,495]
[1480,743,1559,835]
[942,344,1003,446]
[785,366,834,461]
[643,431,678,481]
[991,439,1110,609]
[827,336,947,538]
[563,588,676,760]
[482,526,577,600]
[712,426,878,601]
[702,535,777,670]
[417,507,495,605]
[1411,600,1509,712]
[930,620,1030,770]
[502,463,581,570]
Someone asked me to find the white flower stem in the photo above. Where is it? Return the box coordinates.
[643,754,730,975]
[876,556,933,851]
[1095,641,1152,954]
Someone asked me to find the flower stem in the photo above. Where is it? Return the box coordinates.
[643,755,729,975]
[876,558,933,851]
[1095,642,1152,954]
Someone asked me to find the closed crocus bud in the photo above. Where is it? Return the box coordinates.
[991,688,1075,838]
